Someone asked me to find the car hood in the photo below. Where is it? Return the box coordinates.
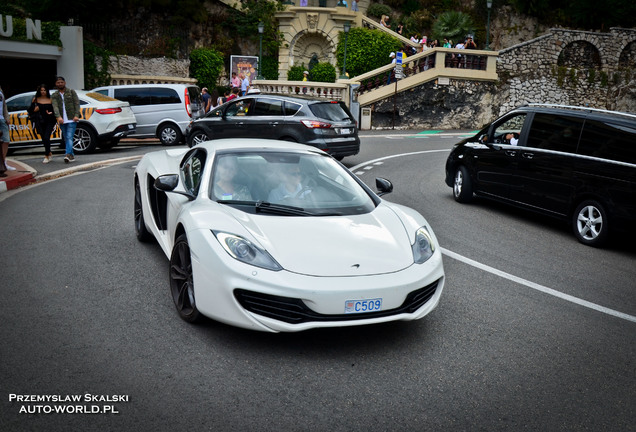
[227,205,415,277]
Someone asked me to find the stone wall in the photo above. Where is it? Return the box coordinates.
[372,27,636,129]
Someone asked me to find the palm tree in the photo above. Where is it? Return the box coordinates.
[432,11,475,44]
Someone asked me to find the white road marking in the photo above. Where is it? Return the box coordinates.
[355,149,636,324]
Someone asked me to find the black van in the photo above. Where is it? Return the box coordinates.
[445,104,636,247]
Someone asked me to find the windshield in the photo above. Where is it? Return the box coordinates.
[210,151,376,216]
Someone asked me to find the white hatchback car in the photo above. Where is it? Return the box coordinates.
[6,90,137,154]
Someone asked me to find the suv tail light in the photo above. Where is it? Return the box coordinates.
[301,120,332,129]
[95,107,122,115]
[185,89,192,117]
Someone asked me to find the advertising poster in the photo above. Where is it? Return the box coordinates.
[230,55,259,85]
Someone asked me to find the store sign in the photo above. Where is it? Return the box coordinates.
[0,15,42,40]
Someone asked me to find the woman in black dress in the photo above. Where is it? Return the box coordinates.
[29,84,57,163]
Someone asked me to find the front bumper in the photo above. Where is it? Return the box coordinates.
[189,229,445,332]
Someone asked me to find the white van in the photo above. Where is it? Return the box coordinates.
[92,84,205,145]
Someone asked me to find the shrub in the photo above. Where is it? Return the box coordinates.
[309,62,337,83]
[367,3,392,19]
[189,47,225,90]
[288,65,306,81]
[336,27,402,78]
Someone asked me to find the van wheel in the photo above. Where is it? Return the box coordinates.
[573,200,608,247]
[73,124,98,153]
[159,124,183,146]
[453,166,473,203]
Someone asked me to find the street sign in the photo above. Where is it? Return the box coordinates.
[396,51,403,65]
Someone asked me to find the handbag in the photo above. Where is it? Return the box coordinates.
[27,101,43,134]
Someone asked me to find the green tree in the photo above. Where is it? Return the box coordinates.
[432,11,475,43]
[336,27,402,78]
[189,47,225,90]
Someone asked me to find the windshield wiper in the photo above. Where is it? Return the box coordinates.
[255,201,313,216]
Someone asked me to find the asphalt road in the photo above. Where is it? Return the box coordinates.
[1,133,634,431]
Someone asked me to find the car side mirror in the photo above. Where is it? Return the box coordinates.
[154,175,195,200]
[375,177,393,196]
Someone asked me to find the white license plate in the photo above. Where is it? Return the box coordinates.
[344,298,382,314]
[128,124,134,129]
[339,128,352,135]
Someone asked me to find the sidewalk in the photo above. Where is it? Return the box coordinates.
[0,159,37,193]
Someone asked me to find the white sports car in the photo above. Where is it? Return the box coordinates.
[134,139,445,332]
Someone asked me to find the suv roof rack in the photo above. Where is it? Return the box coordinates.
[526,103,636,120]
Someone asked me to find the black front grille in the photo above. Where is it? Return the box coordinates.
[234,279,441,324]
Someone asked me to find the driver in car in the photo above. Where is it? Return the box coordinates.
[268,164,312,202]
[504,132,519,145]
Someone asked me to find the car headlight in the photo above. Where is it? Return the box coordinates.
[213,231,282,271]
[412,227,435,264]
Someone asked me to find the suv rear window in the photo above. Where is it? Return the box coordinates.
[578,119,636,164]
[308,102,353,122]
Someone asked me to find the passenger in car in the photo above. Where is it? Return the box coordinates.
[213,156,253,201]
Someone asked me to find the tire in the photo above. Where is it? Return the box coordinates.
[134,180,154,242]
[73,124,98,153]
[188,130,208,148]
[453,165,473,203]
[169,234,202,323]
[572,200,609,247]
[158,123,183,146]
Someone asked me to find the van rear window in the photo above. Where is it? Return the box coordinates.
[578,120,636,164]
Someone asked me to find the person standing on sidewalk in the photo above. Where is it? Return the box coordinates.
[29,84,57,164]
[0,85,10,177]
[51,76,80,163]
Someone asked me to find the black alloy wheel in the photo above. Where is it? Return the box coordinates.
[169,234,202,323]
[134,180,154,242]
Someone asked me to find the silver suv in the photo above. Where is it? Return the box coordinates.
[92,84,205,145]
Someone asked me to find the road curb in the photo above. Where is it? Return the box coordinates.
[0,155,143,194]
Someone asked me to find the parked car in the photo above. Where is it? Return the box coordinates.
[134,138,444,331]
[6,90,136,154]
[92,84,205,145]
[185,94,360,160]
[445,104,636,247]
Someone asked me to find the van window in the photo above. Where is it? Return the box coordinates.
[253,98,283,116]
[114,88,152,106]
[113,87,180,106]
[578,120,636,164]
[491,113,526,144]
[153,88,181,104]
[526,113,583,153]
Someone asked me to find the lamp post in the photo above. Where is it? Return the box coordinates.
[486,0,492,50]
[340,22,350,80]
[257,21,264,79]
